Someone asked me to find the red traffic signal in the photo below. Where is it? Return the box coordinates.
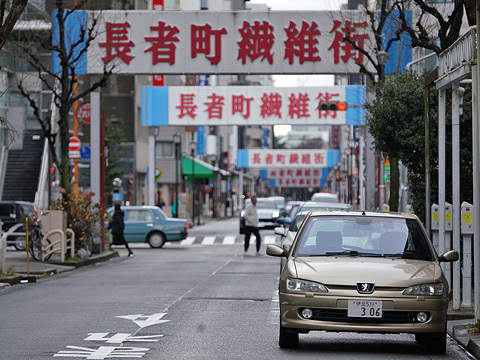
[318,101,347,111]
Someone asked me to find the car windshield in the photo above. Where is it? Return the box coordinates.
[294,215,434,260]
[256,199,278,209]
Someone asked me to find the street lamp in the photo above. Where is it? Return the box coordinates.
[173,133,181,218]
[376,50,389,82]
[190,140,197,226]
[376,50,389,210]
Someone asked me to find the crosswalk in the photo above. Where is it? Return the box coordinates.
[165,234,278,247]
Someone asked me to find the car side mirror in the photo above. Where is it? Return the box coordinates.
[274,227,287,237]
[266,244,287,257]
[438,250,459,263]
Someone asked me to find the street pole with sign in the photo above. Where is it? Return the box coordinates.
[173,133,181,218]
[190,141,197,226]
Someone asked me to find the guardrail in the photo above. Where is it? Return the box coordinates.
[41,228,75,262]
[0,221,76,274]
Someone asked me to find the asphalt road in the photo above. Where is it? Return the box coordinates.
[0,218,475,360]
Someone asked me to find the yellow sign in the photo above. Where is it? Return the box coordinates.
[463,213,473,224]
[432,212,439,222]
[445,211,452,222]
[155,167,162,180]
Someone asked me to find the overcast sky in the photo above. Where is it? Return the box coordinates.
[249,0,343,11]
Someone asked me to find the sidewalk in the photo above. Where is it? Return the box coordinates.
[447,312,480,359]
[0,247,118,287]
[1,245,480,358]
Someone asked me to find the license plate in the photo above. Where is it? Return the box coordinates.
[347,300,382,318]
[257,222,265,228]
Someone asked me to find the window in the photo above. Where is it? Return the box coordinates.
[156,141,174,158]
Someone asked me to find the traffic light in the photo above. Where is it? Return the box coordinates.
[318,101,347,111]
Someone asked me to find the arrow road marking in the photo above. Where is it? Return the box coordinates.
[115,313,170,328]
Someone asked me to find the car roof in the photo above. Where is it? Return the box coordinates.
[306,210,420,220]
[298,201,352,210]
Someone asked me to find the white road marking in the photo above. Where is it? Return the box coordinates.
[54,345,149,358]
[201,236,216,245]
[264,235,276,244]
[84,333,163,343]
[180,236,195,245]
[223,235,236,245]
[116,313,170,328]
[268,290,280,325]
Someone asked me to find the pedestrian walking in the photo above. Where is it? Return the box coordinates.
[108,204,134,257]
[243,195,261,254]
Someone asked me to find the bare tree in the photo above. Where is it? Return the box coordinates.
[356,0,464,82]
[346,0,464,211]
[0,0,28,51]
[17,0,112,198]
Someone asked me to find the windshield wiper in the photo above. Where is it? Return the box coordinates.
[383,252,404,258]
[324,250,386,257]
[324,250,359,256]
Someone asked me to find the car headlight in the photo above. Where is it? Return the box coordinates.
[286,278,328,293]
[272,210,280,218]
[403,283,446,297]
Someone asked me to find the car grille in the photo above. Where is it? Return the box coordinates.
[306,308,422,324]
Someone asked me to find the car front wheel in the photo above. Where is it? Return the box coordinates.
[148,232,166,248]
[279,323,299,349]
[14,237,27,251]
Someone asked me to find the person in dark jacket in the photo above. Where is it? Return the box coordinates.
[108,204,133,257]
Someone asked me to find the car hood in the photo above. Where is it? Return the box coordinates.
[292,257,441,287]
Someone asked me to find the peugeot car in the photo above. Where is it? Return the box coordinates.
[267,211,458,353]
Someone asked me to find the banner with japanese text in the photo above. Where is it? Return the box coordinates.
[59,10,376,75]
[141,85,365,126]
[268,168,324,187]
[236,149,339,168]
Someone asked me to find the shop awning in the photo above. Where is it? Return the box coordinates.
[182,156,229,180]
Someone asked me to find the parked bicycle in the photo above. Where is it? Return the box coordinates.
[71,218,94,257]
[28,226,52,261]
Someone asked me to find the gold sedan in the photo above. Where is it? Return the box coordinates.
[267,211,458,354]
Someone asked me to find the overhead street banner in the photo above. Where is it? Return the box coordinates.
[57,10,376,75]
[266,168,325,187]
[142,85,365,126]
[236,149,339,169]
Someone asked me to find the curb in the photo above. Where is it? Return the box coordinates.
[0,251,119,286]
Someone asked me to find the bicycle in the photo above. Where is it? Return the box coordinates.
[71,219,94,257]
[28,226,52,261]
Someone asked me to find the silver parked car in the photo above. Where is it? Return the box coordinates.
[267,211,458,353]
